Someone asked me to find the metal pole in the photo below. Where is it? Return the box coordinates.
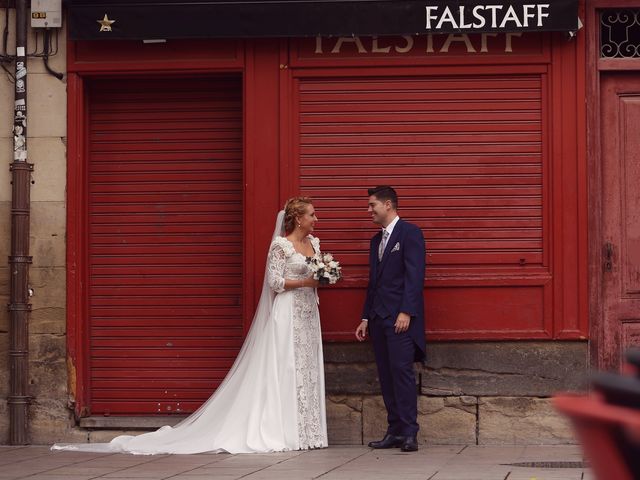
[8,0,31,445]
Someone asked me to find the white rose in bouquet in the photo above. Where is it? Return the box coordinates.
[306,252,342,285]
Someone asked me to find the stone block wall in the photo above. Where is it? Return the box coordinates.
[0,9,71,444]
[324,341,587,445]
[327,394,576,446]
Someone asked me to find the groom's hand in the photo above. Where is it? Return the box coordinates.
[395,312,411,333]
[355,321,368,341]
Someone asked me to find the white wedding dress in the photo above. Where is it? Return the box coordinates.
[53,212,327,454]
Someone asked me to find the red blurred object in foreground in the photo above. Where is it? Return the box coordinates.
[554,394,640,480]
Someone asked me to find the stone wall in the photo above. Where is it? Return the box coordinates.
[324,341,588,445]
[327,394,576,445]
[0,9,72,444]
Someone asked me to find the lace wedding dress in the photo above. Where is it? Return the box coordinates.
[53,212,327,454]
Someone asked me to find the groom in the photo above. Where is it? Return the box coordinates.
[355,186,426,452]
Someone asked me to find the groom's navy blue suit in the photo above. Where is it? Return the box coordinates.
[362,218,426,437]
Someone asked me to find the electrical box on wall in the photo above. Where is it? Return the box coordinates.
[31,0,62,28]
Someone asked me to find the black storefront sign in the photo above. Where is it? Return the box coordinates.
[67,0,579,41]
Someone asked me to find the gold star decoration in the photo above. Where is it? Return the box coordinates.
[97,14,115,32]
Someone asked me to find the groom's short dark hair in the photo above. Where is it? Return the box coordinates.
[368,186,398,210]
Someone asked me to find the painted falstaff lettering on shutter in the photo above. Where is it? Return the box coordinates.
[315,33,525,55]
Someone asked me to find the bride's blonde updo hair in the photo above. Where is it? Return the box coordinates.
[283,196,313,235]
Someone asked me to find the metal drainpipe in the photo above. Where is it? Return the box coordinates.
[8,0,31,445]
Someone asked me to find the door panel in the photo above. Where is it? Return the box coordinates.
[600,74,640,370]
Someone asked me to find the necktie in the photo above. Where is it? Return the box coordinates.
[378,229,389,261]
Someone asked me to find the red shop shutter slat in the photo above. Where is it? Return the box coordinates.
[298,74,543,269]
[87,77,243,415]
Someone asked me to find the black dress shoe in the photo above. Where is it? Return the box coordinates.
[368,434,404,449]
[400,436,418,452]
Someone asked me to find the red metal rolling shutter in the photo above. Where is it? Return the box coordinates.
[87,77,243,415]
[298,73,546,337]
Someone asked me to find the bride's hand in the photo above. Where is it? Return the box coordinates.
[305,278,320,288]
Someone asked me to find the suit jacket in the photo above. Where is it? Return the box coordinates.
[362,219,426,361]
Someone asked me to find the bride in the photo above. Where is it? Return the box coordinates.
[53,197,328,454]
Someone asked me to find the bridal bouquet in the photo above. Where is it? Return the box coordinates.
[307,253,342,285]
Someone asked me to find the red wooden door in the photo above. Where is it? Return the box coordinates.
[87,77,243,415]
[600,74,640,370]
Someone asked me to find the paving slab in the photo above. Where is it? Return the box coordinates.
[0,445,592,480]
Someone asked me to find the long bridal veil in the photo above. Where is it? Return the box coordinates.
[53,211,299,454]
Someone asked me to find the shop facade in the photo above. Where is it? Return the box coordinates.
[2,0,609,444]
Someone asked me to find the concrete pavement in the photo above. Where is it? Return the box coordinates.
[0,445,592,480]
